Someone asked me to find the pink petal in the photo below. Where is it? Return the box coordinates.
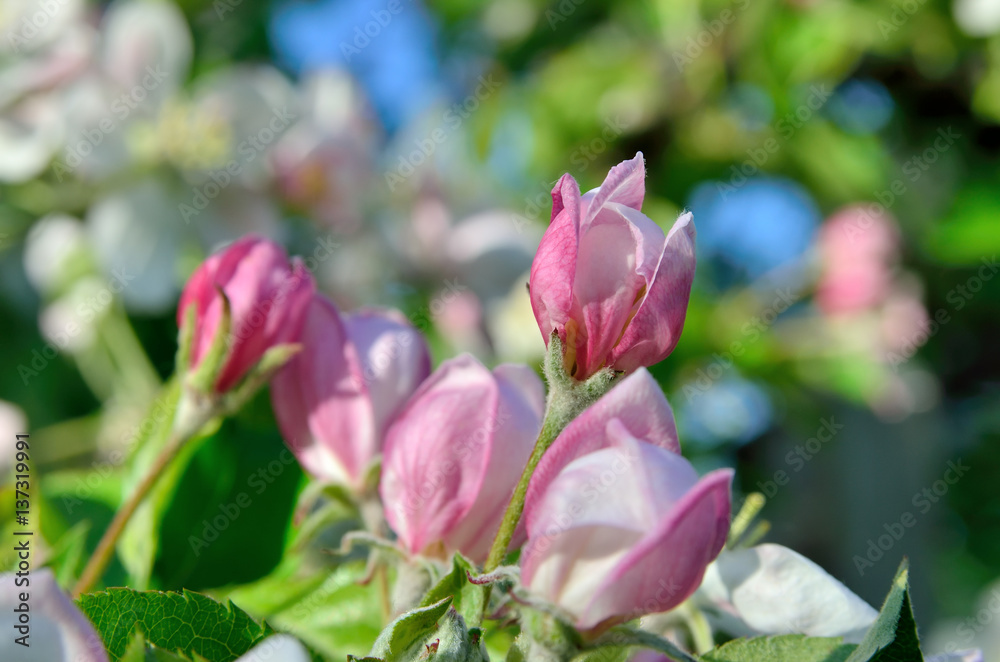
[571,219,644,379]
[179,234,259,367]
[529,174,581,344]
[180,235,316,393]
[219,249,314,391]
[345,307,431,441]
[441,363,544,562]
[572,203,666,379]
[521,434,699,611]
[609,212,696,374]
[492,363,546,422]
[380,355,500,556]
[579,468,732,629]
[271,295,374,487]
[580,152,646,226]
[523,369,680,532]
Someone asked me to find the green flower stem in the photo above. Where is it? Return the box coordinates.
[676,601,713,655]
[73,396,215,597]
[484,334,620,573]
[483,411,565,572]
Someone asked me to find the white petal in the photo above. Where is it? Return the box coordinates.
[0,101,65,182]
[0,569,108,661]
[86,180,180,313]
[0,402,27,475]
[23,213,88,294]
[926,652,983,662]
[954,0,1000,37]
[234,635,311,662]
[101,0,192,100]
[699,543,877,643]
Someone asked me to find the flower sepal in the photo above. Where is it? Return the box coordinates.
[221,341,302,412]
[357,597,488,662]
[184,285,232,396]
[542,331,621,436]
[513,607,582,662]
[513,602,700,662]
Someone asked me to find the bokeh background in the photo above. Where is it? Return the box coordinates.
[1,0,999,657]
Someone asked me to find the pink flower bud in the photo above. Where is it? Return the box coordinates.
[271,296,431,490]
[380,355,545,563]
[178,236,314,392]
[520,370,731,631]
[529,153,696,380]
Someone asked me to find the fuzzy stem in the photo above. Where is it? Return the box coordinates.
[483,411,564,572]
[483,335,619,573]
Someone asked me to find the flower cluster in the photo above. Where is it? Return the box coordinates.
[171,154,729,639]
[27,153,983,662]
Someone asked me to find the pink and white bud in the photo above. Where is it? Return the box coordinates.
[271,297,430,490]
[529,153,696,380]
[380,355,545,564]
[520,372,731,631]
[178,235,314,392]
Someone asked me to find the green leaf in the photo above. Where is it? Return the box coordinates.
[77,587,274,662]
[699,635,856,662]
[370,597,453,661]
[153,411,303,590]
[845,560,923,662]
[419,554,485,627]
